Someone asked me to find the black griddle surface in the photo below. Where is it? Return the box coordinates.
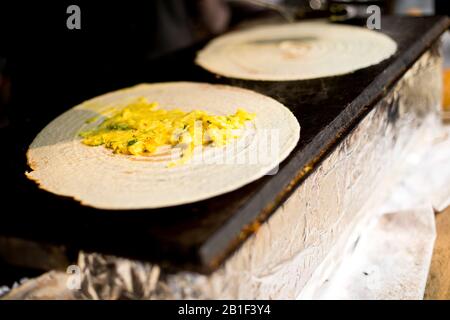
[0,16,448,273]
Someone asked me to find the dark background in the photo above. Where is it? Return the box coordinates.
[1,0,447,128]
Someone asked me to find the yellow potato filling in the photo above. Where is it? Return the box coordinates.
[79,97,255,164]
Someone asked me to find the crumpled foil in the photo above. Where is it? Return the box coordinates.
[308,207,437,300]
[1,271,73,300]
[3,41,444,300]
[75,253,161,300]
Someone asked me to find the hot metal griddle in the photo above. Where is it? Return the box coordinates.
[0,16,448,273]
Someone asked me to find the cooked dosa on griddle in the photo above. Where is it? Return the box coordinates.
[26,82,300,210]
[196,22,397,81]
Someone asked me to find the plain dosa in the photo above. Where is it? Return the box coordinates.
[196,22,397,81]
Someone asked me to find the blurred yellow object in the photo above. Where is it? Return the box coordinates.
[443,69,450,112]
